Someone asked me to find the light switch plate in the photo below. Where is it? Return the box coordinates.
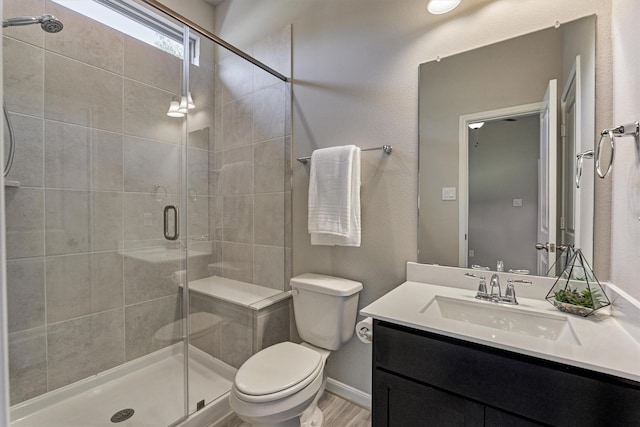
[513,198,523,207]
[442,187,456,201]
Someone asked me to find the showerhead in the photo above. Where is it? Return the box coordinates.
[3,14,64,33]
[40,15,64,33]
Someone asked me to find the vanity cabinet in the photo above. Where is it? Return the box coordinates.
[372,320,640,427]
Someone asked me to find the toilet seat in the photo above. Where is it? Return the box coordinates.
[234,342,324,403]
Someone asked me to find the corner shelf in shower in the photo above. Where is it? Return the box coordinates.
[3,180,20,188]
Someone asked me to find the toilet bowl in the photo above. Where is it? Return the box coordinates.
[229,342,330,427]
[229,274,363,427]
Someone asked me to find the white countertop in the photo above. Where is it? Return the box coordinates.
[361,280,640,383]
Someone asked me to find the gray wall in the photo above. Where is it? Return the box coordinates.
[611,0,640,301]
[214,0,613,395]
[468,116,539,273]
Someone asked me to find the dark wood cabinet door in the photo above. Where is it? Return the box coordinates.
[485,407,546,427]
[373,369,484,427]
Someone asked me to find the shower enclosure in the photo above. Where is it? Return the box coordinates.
[2,0,291,425]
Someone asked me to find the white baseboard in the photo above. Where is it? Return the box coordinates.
[325,377,371,411]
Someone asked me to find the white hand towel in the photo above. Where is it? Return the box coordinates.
[308,145,361,247]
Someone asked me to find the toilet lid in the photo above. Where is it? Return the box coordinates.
[235,342,323,397]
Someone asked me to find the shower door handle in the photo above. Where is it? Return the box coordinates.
[163,205,179,241]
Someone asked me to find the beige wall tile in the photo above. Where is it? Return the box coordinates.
[123,136,181,194]
[44,52,122,132]
[4,37,44,117]
[6,258,45,333]
[124,251,182,305]
[5,187,44,259]
[91,191,123,251]
[222,242,253,283]
[255,301,290,350]
[254,245,285,290]
[124,295,181,361]
[3,0,45,47]
[188,195,210,239]
[190,62,216,108]
[217,53,254,104]
[8,327,47,405]
[124,35,180,93]
[254,84,285,143]
[123,79,182,144]
[254,192,284,247]
[5,113,44,188]
[223,195,253,244]
[45,121,123,191]
[45,252,124,323]
[209,196,223,241]
[222,95,253,149]
[188,126,210,151]
[45,1,124,74]
[47,309,124,391]
[254,137,285,193]
[45,189,90,255]
[187,105,215,136]
[219,145,252,195]
[188,147,209,196]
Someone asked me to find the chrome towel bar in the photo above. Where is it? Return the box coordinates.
[296,145,393,164]
[596,121,639,178]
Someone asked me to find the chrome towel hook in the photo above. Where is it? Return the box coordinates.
[595,121,639,179]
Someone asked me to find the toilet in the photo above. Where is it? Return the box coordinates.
[229,273,363,427]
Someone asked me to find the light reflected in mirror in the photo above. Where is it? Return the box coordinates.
[418,15,596,277]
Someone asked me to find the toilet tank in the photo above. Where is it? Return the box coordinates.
[290,273,363,351]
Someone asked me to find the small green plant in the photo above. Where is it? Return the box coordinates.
[554,287,602,309]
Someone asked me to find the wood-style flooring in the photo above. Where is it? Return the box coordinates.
[213,392,371,427]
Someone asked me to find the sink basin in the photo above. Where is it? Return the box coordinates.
[421,296,581,345]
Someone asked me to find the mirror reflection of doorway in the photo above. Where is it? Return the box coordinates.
[466,114,540,274]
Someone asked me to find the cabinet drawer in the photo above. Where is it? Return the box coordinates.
[374,321,640,427]
[373,369,483,427]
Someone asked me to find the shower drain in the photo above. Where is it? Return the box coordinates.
[110,408,135,423]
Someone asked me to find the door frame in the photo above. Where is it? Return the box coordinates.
[458,102,543,267]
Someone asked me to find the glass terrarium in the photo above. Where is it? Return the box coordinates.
[545,248,610,317]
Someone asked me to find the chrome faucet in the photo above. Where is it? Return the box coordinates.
[465,272,531,305]
[489,274,501,299]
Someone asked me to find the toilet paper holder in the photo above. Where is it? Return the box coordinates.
[356,317,373,343]
[358,327,372,342]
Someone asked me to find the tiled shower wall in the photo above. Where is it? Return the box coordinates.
[211,26,292,291]
[2,0,217,405]
[3,0,291,407]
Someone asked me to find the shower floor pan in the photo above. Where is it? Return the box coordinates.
[11,344,235,427]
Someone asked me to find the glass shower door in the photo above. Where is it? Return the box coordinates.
[3,0,191,425]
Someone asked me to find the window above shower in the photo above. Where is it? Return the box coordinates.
[51,0,201,64]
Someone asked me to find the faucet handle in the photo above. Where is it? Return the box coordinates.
[504,280,518,305]
[477,277,487,294]
[466,273,488,297]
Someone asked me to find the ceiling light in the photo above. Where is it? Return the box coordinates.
[427,0,462,14]
[468,122,484,130]
[167,100,184,117]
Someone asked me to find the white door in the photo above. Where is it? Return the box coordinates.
[537,79,558,275]
[560,57,581,252]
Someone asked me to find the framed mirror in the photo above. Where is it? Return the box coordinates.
[418,15,595,277]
